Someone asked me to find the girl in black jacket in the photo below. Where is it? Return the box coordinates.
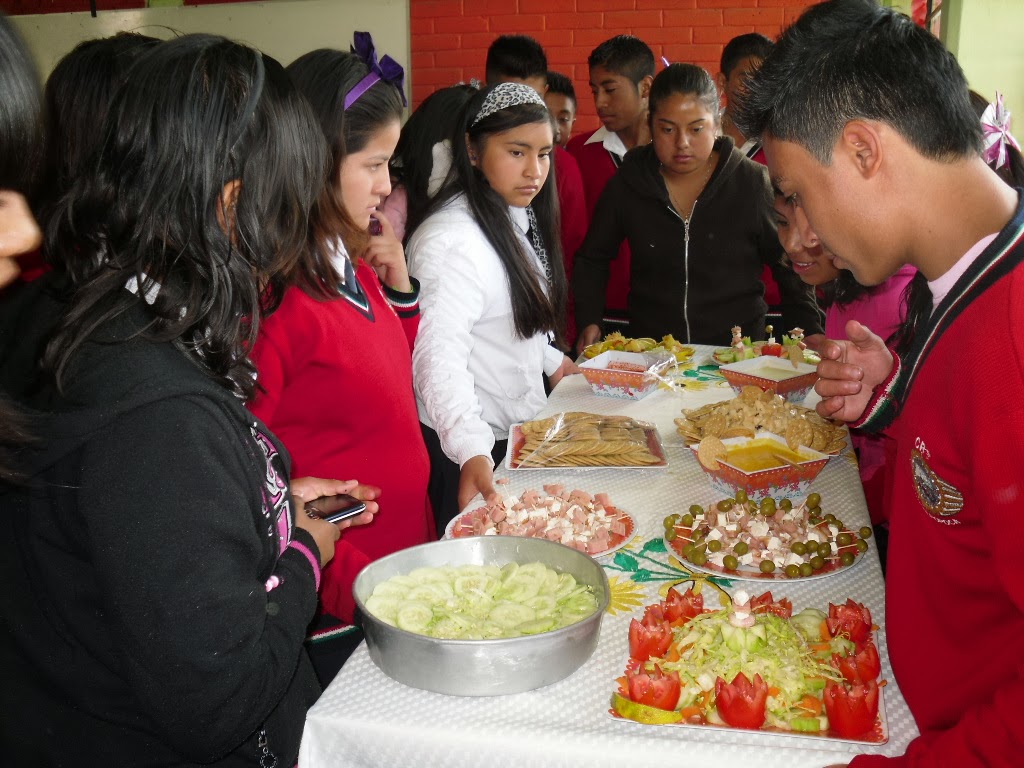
[0,35,375,767]
[573,63,822,349]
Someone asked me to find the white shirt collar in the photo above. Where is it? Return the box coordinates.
[327,238,351,284]
[509,205,529,235]
[583,125,628,158]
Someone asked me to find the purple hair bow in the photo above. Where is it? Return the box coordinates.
[981,92,1020,170]
[345,31,407,110]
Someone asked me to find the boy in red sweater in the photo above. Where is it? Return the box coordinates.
[567,35,654,349]
[486,36,588,344]
[737,1,1024,766]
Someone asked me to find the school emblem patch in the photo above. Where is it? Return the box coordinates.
[911,447,964,521]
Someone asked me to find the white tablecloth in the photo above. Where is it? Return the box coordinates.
[300,348,919,768]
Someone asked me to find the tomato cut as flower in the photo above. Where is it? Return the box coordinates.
[823,679,879,738]
[750,591,792,619]
[662,586,704,624]
[715,672,768,729]
[826,599,872,644]
[626,664,681,711]
[833,638,881,684]
[628,617,673,662]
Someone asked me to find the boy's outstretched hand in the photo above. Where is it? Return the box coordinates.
[815,320,894,423]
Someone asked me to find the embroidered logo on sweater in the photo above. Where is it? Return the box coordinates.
[911,443,964,523]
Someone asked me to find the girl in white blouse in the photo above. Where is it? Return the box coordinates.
[407,82,578,534]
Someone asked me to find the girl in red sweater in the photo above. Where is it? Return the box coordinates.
[249,34,433,684]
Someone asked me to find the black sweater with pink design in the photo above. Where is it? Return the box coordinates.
[0,299,321,767]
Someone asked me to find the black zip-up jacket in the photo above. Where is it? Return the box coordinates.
[573,137,823,345]
[0,289,322,767]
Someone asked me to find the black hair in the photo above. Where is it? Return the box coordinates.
[392,83,477,240]
[0,12,42,196]
[969,89,1024,188]
[735,0,982,165]
[485,35,547,83]
[648,63,719,126]
[287,48,404,265]
[0,11,42,484]
[546,71,576,107]
[415,85,566,343]
[288,48,405,162]
[720,33,774,78]
[40,32,159,257]
[43,35,330,402]
[588,35,655,84]
[892,90,1024,359]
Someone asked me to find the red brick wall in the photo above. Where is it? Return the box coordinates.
[411,0,817,134]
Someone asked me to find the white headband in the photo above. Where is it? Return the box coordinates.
[471,82,546,127]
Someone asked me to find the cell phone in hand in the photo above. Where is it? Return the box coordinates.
[304,493,367,523]
[368,216,383,236]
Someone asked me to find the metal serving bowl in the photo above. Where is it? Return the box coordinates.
[353,536,610,696]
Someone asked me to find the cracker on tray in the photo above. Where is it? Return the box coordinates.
[514,412,662,468]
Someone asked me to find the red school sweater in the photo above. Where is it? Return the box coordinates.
[567,129,630,318]
[850,209,1024,767]
[249,262,434,622]
[555,146,589,342]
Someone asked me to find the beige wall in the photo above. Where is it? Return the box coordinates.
[11,0,409,80]
[947,0,1024,119]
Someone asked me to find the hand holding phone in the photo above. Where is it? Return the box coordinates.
[304,493,368,524]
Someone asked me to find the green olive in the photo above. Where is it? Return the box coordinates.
[717,499,734,512]
[663,514,679,530]
[735,490,748,504]
[723,555,739,571]
[760,497,777,515]
[809,516,822,526]
[784,564,801,578]
[799,562,814,577]
[708,539,723,553]
[825,513,838,525]
[759,560,777,574]
[856,539,869,553]
[810,555,825,570]
[837,532,854,547]
[733,541,749,556]
[665,528,678,541]
[840,551,856,567]
[691,551,708,566]
[859,526,873,539]
[680,514,695,528]
[808,506,822,517]
[689,504,704,515]
[681,545,695,560]
[790,541,807,556]
[780,498,793,511]
[806,492,821,509]
[804,540,819,555]
[692,541,707,554]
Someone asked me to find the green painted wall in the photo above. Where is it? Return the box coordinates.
[949,0,1024,119]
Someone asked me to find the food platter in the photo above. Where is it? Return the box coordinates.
[505,415,668,470]
[609,587,888,745]
[663,494,872,582]
[668,534,867,582]
[445,489,636,559]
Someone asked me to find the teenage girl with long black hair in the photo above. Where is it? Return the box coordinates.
[407,82,577,533]
[0,34,376,766]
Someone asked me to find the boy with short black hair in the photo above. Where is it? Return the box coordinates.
[567,35,655,331]
[485,36,588,344]
[485,34,548,96]
[737,1,1024,765]
[718,33,774,160]
[545,70,576,148]
[717,33,781,316]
